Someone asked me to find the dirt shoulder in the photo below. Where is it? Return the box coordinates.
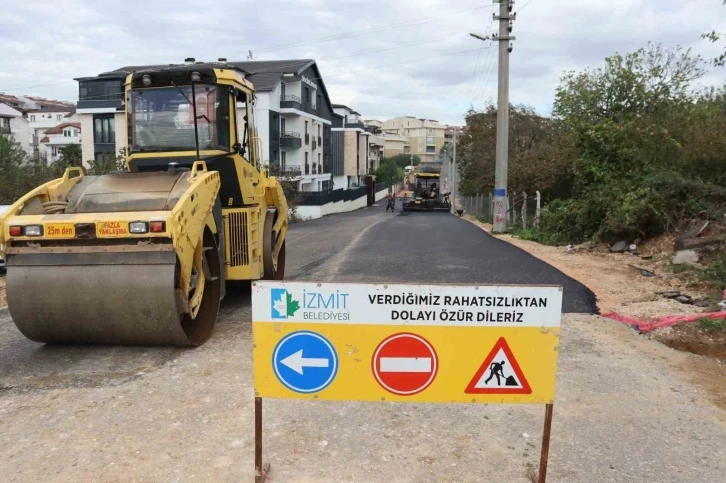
[462,216,711,316]
[461,215,726,410]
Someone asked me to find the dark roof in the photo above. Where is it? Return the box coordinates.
[100,59,315,93]
[44,122,81,134]
[64,107,76,118]
[230,60,314,91]
[332,104,361,116]
[83,58,336,120]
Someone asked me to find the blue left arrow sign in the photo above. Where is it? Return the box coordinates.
[272,331,338,393]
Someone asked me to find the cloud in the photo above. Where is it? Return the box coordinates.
[0,0,724,125]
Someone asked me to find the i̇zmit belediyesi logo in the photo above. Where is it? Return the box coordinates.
[271,288,301,319]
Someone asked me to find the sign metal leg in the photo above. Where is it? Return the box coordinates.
[538,403,554,483]
[255,397,270,483]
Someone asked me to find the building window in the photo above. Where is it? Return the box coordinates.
[318,153,321,170]
[281,151,286,169]
[57,114,63,121]
[93,115,115,144]
[403,146,410,154]
[305,152,309,174]
[30,115,36,122]
[79,79,123,102]
[426,146,435,153]
[1,118,9,129]
[426,136,435,144]
[316,94,321,110]
[280,83,286,98]
[305,121,308,135]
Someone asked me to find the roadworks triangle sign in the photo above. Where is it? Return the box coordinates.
[465,337,532,394]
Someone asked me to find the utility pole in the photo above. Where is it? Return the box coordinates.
[493,0,515,233]
[452,128,457,213]
[471,1,516,232]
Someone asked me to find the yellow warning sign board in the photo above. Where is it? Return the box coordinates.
[253,282,562,404]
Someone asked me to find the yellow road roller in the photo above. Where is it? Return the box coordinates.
[0,63,288,346]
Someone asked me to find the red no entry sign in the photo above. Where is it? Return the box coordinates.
[372,333,438,395]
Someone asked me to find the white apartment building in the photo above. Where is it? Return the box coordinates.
[0,94,76,159]
[39,122,82,163]
[381,116,447,163]
[0,103,30,153]
[331,104,370,189]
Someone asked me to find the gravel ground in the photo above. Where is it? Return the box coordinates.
[0,203,724,482]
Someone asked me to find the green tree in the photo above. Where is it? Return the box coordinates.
[542,43,725,242]
[373,159,405,185]
[382,153,421,170]
[0,134,31,204]
[702,1,726,67]
[457,104,573,199]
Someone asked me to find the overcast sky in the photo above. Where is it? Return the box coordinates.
[1,0,725,125]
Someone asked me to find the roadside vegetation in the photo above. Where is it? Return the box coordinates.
[459,43,726,245]
[458,41,726,295]
[372,153,421,185]
[0,136,124,205]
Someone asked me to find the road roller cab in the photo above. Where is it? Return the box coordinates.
[0,63,288,346]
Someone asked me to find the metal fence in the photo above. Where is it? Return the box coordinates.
[459,191,542,230]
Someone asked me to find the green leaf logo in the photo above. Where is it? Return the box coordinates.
[286,291,300,316]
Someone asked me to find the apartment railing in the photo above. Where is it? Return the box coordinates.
[268,163,302,177]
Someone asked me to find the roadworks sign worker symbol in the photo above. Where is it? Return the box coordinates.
[465,337,531,394]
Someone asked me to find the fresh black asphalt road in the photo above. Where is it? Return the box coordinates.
[0,198,595,392]
[287,199,597,313]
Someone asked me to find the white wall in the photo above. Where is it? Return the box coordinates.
[9,117,30,153]
[80,113,94,165]
[332,175,347,190]
[114,111,126,156]
[295,188,388,220]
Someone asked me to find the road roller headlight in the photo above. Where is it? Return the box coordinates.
[24,225,43,236]
[129,221,149,234]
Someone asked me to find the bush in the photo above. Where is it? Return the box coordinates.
[509,228,564,246]
[702,253,726,290]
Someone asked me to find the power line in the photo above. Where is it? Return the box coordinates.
[1,79,76,92]
[473,41,497,101]
[251,6,492,56]
[516,0,535,13]
[467,44,485,98]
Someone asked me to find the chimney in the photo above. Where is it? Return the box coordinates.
[185,57,195,64]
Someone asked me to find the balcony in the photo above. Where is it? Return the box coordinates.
[280,95,302,110]
[345,121,365,129]
[280,131,302,149]
[269,163,302,178]
[302,102,318,116]
[77,77,125,109]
